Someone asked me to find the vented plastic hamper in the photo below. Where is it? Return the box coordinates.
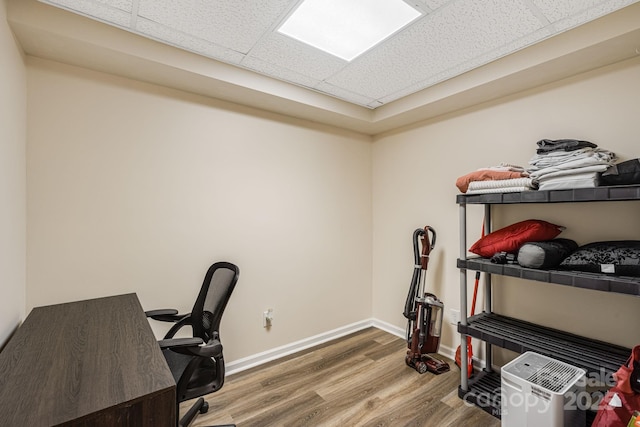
[501,351,586,427]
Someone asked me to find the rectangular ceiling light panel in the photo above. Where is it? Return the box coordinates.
[278,0,422,61]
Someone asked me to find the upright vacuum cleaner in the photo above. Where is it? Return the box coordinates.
[403,226,450,375]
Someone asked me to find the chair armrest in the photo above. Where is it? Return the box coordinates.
[160,338,223,358]
[187,339,223,358]
[158,337,203,349]
[145,309,182,322]
[163,314,193,339]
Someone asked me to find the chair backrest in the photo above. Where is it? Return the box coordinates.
[191,261,239,342]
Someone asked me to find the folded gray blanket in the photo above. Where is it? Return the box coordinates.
[536,138,597,154]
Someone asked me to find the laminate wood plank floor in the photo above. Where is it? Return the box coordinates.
[184,327,500,427]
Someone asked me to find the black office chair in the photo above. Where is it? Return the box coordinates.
[146,261,239,427]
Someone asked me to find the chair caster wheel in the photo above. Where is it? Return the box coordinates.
[200,401,209,414]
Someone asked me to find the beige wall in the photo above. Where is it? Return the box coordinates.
[372,57,640,361]
[17,29,640,368]
[0,0,26,348]
[26,58,373,361]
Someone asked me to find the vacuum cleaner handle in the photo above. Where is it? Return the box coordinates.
[403,226,436,320]
[420,226,436,270]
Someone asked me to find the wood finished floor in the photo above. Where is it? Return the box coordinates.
[184,327,500,427]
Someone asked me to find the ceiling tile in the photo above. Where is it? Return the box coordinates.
[420,0,454,10]
[137,0,292,54]
[533,0,639,31]
[42,0,131,26]
[326,0,544,102]
[135,18,245,65]
[247,33,348,81]
[97,0,132,11]
[241,56,322,90]
[533,0,630,22]
[377,26,554,103]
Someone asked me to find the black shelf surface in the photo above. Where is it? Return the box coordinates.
[458,370,502,419]
[456,185,640,205]
[457,257,640,297]
[458,312,630,375]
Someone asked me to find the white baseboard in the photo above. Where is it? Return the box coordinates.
[225,318,485,376]
[370,318,405,338]
[225,319,374,375]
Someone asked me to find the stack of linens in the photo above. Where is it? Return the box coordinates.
[456,164,537,194]
[527,139,616,191]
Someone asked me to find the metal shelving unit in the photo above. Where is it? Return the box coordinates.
[457,258,640,296]
[456,185,640,421]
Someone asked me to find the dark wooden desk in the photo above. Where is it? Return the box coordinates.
[0,293,175,426]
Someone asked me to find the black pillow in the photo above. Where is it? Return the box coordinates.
[600,159,640,186]
[517,238,578,269]
[558,240,640,276]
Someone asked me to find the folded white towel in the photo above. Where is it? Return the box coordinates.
[466,186,533,194]
[537,172,600,191]
[534,165,609,181]
[467,177,537,191]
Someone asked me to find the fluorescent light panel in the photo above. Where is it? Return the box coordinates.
[278,0,422,61]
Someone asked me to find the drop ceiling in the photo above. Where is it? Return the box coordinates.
[7,0,640,134]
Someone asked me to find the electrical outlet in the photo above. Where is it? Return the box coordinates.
[449,308,460,325]
[262,308,274,328]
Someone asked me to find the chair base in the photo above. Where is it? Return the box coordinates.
[178,397,236,427]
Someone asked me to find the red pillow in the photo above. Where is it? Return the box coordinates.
[469,219,564,257]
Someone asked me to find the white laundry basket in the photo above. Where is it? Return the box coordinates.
[501,351,586,427]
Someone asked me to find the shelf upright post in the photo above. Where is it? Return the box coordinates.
[483,204,493,372]
[459,200,469,391]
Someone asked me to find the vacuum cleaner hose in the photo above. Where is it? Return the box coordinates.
[403,228,425,321]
